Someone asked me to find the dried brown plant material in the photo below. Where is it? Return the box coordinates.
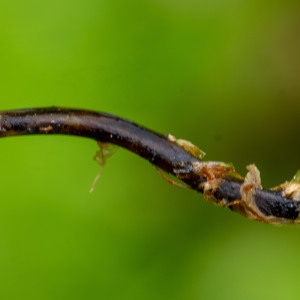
[90,142,118,193]
[235,164,265,221]
[39,125,53,133]
[192,161,242,204]
[156,167,191,189]
[168,134,206,160]
[273,170,300,201]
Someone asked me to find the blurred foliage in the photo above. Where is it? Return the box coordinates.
[0,0,299,299]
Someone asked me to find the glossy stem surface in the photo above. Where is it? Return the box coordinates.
[0,107,298,221]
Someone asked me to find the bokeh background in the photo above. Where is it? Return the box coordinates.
[0,0,299,299]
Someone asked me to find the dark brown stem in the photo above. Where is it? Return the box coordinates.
[0,107,298,223]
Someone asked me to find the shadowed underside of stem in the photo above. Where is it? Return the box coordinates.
[0,107,299,224]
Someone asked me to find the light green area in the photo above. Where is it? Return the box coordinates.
[0,0,299,299]
[292,170,300,182]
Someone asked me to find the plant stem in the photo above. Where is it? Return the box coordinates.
[0,107,298,224]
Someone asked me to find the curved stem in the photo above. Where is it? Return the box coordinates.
[0,107,298,224]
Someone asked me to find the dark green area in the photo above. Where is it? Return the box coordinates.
[0,0,299,299]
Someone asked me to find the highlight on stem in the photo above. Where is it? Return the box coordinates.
[0,107,299,224]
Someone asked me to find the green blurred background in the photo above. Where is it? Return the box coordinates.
[0,0,299,299]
